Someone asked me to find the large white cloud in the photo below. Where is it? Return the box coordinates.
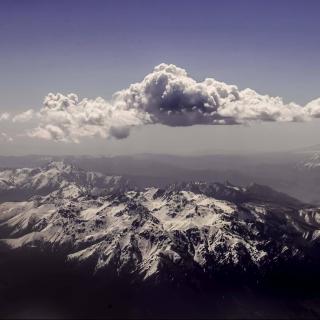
[6,63,320,142]
[112,63,308,125]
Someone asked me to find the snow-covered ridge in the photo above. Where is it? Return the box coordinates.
[0,168,318,282]
[0,160,131,201]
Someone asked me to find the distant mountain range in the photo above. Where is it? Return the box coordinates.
[0,161,132,202]
[1,151,320,205]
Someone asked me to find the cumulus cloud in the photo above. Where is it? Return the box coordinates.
[12,109,35,123]
[4,63,319,142]
[27,93,148,143]
[0,112,10,121]
[112,63,310,126]
[305,98,320,118]
[0,132,13,142]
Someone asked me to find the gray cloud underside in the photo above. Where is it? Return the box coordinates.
[6,64,320,142]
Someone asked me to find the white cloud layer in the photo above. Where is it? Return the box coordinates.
[6,63,320,142]
[0,132,13,142]
[12,109,35,123]
[0,112,10,121]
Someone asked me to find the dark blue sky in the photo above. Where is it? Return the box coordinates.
[1,0,320,111]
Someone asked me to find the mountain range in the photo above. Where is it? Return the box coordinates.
[1,161,320,318]
[1,150,320,205]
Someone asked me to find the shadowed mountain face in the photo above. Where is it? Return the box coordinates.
[1,161,320,318]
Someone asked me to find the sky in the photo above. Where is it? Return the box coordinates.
[0,0,320,155]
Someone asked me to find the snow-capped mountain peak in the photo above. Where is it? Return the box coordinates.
[45,160,75,172]
[0,161,132,202]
